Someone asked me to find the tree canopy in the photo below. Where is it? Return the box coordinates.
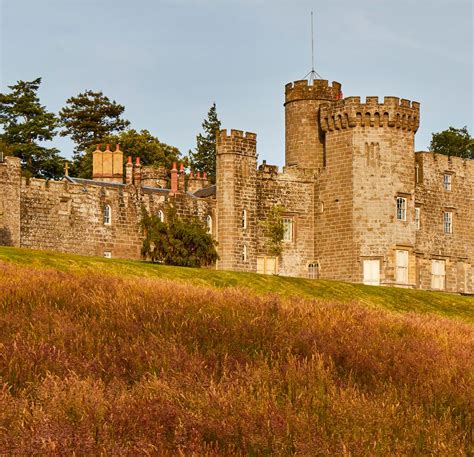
[429,126,473,160]
[59,90,130,155]
[0,77,64,178]
[141,207,218,267]
[188,102,221,184]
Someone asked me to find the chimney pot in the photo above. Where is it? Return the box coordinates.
[106,144,110,151]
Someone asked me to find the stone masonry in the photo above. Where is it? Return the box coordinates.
[0,77,472,293]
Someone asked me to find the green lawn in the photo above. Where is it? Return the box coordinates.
[0,246,472,322]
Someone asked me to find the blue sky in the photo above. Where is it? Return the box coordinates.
[1,0,472,166]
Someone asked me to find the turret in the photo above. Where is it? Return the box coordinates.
[216,129,257,272]
[284,79,342,170]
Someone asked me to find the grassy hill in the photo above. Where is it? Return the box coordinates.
[0,247,473,454]
[0,246,473,322]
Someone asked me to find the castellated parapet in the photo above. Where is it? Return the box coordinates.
[284,80,342,171]
[320,96,420,132]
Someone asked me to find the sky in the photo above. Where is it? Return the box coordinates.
[1,0,473,167]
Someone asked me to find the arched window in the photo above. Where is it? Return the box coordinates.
[242,245,247,262]
[157,209,164,223]
[242,209,247,229]
[103,205,111,225]
[206,215,212,234]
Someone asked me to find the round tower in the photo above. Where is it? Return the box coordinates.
[284,79,342,170]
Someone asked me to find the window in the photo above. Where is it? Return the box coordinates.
[431,259,446,290]
[396,197,406,221]
[444,211,453,234]
[443,174,452,191]
[415,164,419,184]
[396,250,408,284]
[363,259,380,286]
[103,205,111,225]
[242,209,247,229]
[157,209,164,223]
[103,251,112,259]
[242,245,247,262]
[206,215,212,234]
[415,207,421,230]
[283,217,294,242]
[308,262,319,279]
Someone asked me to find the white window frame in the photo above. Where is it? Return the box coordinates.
[206,215,212,234]
[415,207,421,230]
[242,245,247,262]
[242,209,247,229]
[443,174,452,191]
[396,250,409,284]
[157,209,165,223]
[396,197,406,221]
[103,204,111,225]
[443,211,453,234]
[431,259,446,290]
[103,251,112,259]
[282,217,294,242]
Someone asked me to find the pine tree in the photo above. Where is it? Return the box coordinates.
[189,102,221,184]
[59,90,130,172]
[0,78,64,178]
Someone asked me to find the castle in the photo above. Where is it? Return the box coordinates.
[1,78,473,293]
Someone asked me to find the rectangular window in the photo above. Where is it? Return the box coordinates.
[363,259,380,286]
[443,174,452,191]
[396,250,409,284]
[396,197,406,221]
[444,211,453,234]
[242,245,247,262]
[308,262,319,280]
[283,217,294,242]
[415,207,421,230]
[431,259,446,290]
[103,251,112,259]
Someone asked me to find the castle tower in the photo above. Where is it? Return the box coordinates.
[284,79,342,170]
[317,96,420,284]
[216,129,257,272]
[92,144,124,183]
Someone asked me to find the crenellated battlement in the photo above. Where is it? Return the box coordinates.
[217,129,257,157]
[285,79,342,104]
[320,96,420,132]
[218,129,257,141]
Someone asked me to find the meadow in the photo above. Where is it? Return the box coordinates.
[0,247,473,455]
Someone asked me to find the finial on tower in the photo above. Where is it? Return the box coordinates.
[303,11,323,83]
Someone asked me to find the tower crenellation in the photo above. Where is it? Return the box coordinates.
[320,96,420,132]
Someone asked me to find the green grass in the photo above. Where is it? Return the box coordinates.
[0,246,472,322]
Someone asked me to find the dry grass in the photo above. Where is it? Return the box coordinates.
[0,262,473,455]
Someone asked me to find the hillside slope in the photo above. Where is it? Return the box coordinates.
[0,258,473,455]
[0,246,473,321]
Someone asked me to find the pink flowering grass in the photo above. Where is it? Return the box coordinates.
[0,263,472,455]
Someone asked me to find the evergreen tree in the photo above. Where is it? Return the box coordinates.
[141,207,218,267]
[59,90,130,169]
[0,78,64,178]
[429,126,473,159]
[189,102,221,184]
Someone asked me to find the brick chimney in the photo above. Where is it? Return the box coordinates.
[170,162,178,193]
[133,157,141,186]
[125,156,133,184]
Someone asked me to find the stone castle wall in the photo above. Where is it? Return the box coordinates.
[0,157,21,247]
[0,158,214,260]
[415,153,474,292]
[256,165,315,277]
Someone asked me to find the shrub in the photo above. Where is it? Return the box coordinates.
[141,207,218,267]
